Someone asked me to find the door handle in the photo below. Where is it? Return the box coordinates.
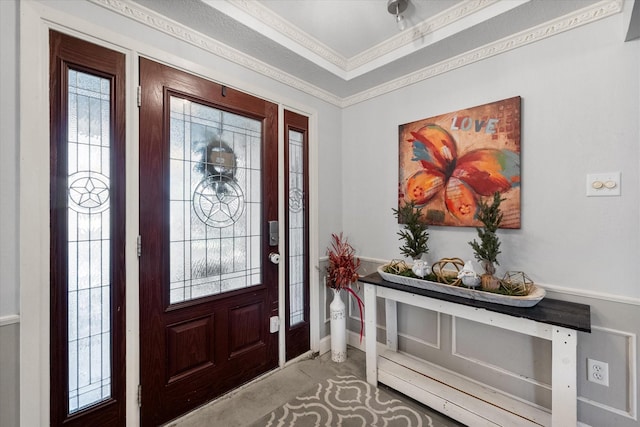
[269,252,280,265]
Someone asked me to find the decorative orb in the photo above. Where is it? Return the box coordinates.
[431,258,465,285]
[501,271,534,295]
[384,259,410,275]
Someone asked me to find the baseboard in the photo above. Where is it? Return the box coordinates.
[319,334,331,355]
[347,329,366,351]
[321,330,366,355]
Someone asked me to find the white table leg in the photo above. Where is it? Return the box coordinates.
[551,326,577,426]
[385,299,398,352]
[364,283,377,385]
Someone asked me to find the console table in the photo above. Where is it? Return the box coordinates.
[360,272,591,427]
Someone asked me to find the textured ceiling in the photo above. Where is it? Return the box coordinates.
[123,0,635,105]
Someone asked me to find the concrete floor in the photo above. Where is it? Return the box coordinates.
[166,347,464,427]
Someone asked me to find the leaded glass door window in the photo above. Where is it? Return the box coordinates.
[169,97,262,304]
[288,128,305,326]
[66,69,113,413]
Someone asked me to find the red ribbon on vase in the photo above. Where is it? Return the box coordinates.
[345,285,365,342]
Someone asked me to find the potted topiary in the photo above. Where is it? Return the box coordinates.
[393,201,430,277]
[392,200,429,260]
[468,192,504,291]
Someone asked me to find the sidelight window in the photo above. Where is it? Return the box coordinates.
[288,128,305,326]
[66,69,113,413]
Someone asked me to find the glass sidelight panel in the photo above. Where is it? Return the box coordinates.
[66,69,112,413]
[288,129,305,326]
[169,97,262,304]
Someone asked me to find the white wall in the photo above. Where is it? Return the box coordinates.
[0,2,20,425]
[341,10,640,427]
[342,12,639,299]
[0,0,19,318]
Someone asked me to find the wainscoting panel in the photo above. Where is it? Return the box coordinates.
[0,317,19,427]
[342,258,640,427]
[452,317,552,408]
[577,326,637,420]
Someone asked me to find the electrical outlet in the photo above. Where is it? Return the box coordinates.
[587,358,609,386]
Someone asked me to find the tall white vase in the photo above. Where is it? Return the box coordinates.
[330,288,347,362]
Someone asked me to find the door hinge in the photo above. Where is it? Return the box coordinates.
[137,85,142,107]
[137,235,142,257]
[137,384,142,408]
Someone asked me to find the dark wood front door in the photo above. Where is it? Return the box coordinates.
[139,58,279,426]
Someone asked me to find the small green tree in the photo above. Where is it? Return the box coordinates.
[468,192,504,276]
[392,201,429,260]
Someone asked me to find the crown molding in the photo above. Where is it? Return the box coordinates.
[90,0,622,109]
[228,0,498,72]
[226,0,349,70]
[89,0,343,107]
[348,0,499,72]
[342,0,624,107]
[226,0,505,78]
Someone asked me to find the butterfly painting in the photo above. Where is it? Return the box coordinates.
[398,97,521,228]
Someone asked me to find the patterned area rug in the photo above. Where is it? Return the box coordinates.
[250,375,442,427]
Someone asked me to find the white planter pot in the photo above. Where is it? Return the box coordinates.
[329,288,347,362]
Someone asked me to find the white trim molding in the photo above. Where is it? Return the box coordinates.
[342,0,624,106]
[89,0,343,107]
[450,316,552,391]
[222,0,516,80]
[577,326,638,421]
[0,314,20,327]
[90,0,623,108]
[540,282,640,307]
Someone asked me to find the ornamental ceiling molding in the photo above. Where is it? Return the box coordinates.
[347,0,499,72]
[227,0,499,74]
[342,0,624,107]
[90,0,622,109]
[89,0,343,106]
[224,0,348,70]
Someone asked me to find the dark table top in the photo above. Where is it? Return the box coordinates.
[359,272,591,333]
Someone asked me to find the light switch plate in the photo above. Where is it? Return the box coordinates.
[586,172,620,197]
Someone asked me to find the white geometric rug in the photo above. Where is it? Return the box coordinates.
[250,375,441,427]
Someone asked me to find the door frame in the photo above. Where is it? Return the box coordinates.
[19,3,320,426]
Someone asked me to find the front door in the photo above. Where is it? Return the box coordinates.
[139,58,279,426]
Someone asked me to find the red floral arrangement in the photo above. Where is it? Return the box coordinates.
[326,233,361,290]
[326,233,365,341]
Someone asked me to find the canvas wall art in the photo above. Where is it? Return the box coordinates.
[398,96,521,228]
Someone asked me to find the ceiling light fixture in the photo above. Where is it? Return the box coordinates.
[387,0,409,31]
